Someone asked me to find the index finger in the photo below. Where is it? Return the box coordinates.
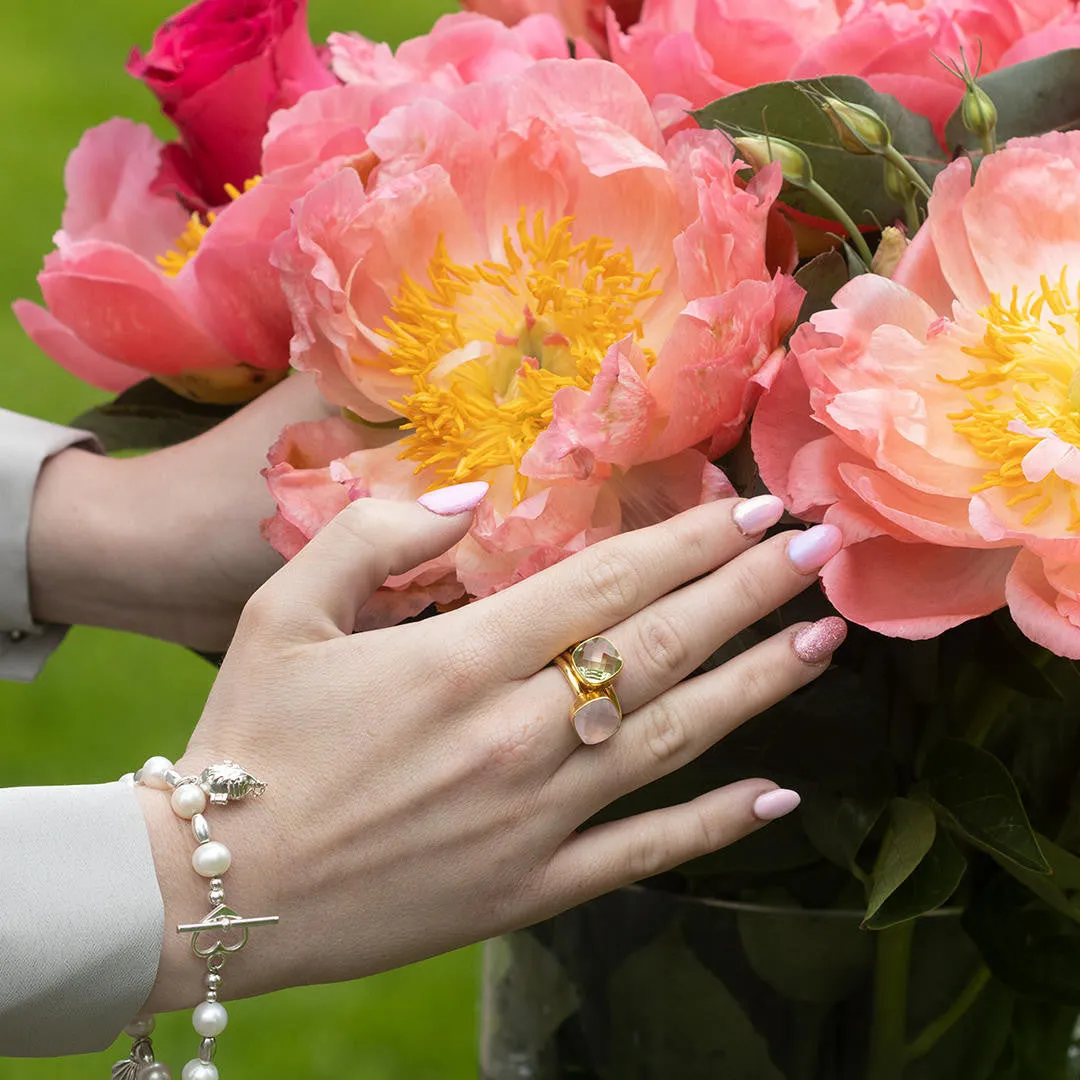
[454,495,784,679]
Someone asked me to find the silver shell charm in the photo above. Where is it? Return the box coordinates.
[198,761,267,805]
[111,1037,154,1079]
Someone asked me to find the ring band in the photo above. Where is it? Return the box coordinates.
[555,636,624,745]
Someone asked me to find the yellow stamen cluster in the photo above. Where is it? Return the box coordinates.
[945,268,1080,528]
[156,177,262,277]
[381,210,661,499]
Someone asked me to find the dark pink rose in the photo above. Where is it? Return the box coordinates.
[128,0,336,207]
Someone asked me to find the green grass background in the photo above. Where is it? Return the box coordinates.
[0,0,483,1077]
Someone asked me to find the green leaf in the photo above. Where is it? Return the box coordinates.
[693,76,947,225]
[608,926,783,1078]
[944,49,1080,152]
[864,828,966,929]
[791,251,848,332]
[964,875,1080,1005]
[921,738,1050,874]
[736,893,873,1003]
[72,379,239,452]
[864,797,937,924]
[800,789,885,871]
[995,834,1080,924]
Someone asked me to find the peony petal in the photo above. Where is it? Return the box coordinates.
[1006,548,1080,659]
[12,300,144,393]
[821,537,1014,638]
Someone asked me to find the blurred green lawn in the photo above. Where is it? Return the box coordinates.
[0,0,483,1077]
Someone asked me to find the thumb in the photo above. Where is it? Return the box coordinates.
[256,482,487,638]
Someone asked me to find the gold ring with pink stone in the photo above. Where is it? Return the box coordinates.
[554,636,624,745]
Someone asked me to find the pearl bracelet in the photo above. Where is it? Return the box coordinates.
[113,757,277,1080]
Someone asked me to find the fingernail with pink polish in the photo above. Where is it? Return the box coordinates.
[787,523,843,574]
[793,616,848,665]
[753,788,801,822]
[418,481,489,517]
[732,494,785,537]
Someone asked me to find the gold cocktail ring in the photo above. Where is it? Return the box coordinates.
[554,635,624,745]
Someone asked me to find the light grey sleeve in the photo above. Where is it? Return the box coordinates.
[0,778,164,1056]
[0,408,100,682]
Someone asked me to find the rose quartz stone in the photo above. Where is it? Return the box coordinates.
[573,697,621,744]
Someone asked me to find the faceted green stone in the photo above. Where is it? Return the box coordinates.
[571,636,623,686]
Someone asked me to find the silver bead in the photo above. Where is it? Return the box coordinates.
[163,769,183,788]
[205,973,222,991]
[139,1064,172,1080]
[205,990,217,1002]
[191,814,211,844]
[123,1015,156,1038]
[199,1037,217,1063]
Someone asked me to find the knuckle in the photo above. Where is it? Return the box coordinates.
[236,583,289,641]
[440,637,492,692]
[625,827,672,882]
[641,698,689,767]
[727,557,773,615]
[581,549,645,614]
[634,608,690,683]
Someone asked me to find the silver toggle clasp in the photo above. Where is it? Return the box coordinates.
[178,903,280,958]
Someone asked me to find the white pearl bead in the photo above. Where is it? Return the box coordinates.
[191,841,231,878]
[141,1064,172,1080]
[171,783,208,820]
[141,756,174,790]
[123,1015,155,1037]
[181,1062,218,1080]
[192,1000,229,1037]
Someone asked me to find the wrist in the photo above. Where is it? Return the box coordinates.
[27,448,145,630]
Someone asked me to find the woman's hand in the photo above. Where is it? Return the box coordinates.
[27,374,338,650]
[137,487,846,1011]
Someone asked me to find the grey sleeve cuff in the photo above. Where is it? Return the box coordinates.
[0,409,100,682]
[0,778,164,1056]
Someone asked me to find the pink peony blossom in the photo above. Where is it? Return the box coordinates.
[264,59,801,618]
[14,119,308,401]
[459,0,646,55]
[127,0,336,208]
[609,0,1072,140]
[752,130,1080,658]
[260,12,569,174]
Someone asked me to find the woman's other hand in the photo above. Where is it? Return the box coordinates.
[26,374,339,650]
[138,486,846,1011]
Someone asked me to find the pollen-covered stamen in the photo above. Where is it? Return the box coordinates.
[156,177,262,278]
[379,209,662,500]
[944,268,1080,528]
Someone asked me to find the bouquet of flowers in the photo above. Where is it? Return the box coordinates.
[20,0,1080,1075]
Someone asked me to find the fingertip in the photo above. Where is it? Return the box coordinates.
[791,616,848,666]
[752,788,801,822]
[417,481,489,517]
[731,494,785,538]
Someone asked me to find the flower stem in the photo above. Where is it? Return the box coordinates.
[865,921,914,1080]
[883,147,933,200]
[907,966,991,1060]
[805,180,875,267]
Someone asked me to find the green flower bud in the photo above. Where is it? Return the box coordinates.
[883,159,914,204]
[961,83,998,144]
[870,226,909,279]
[732,135,813,188]
[820,96,892,156]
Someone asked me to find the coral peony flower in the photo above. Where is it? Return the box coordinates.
[609,0,1071,139]
[459,0,646,55]
[264,60,801,617]
[260,12,569,174]
[128,0,336,207]
[13,119,309,401]
[753,130,1080,658]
